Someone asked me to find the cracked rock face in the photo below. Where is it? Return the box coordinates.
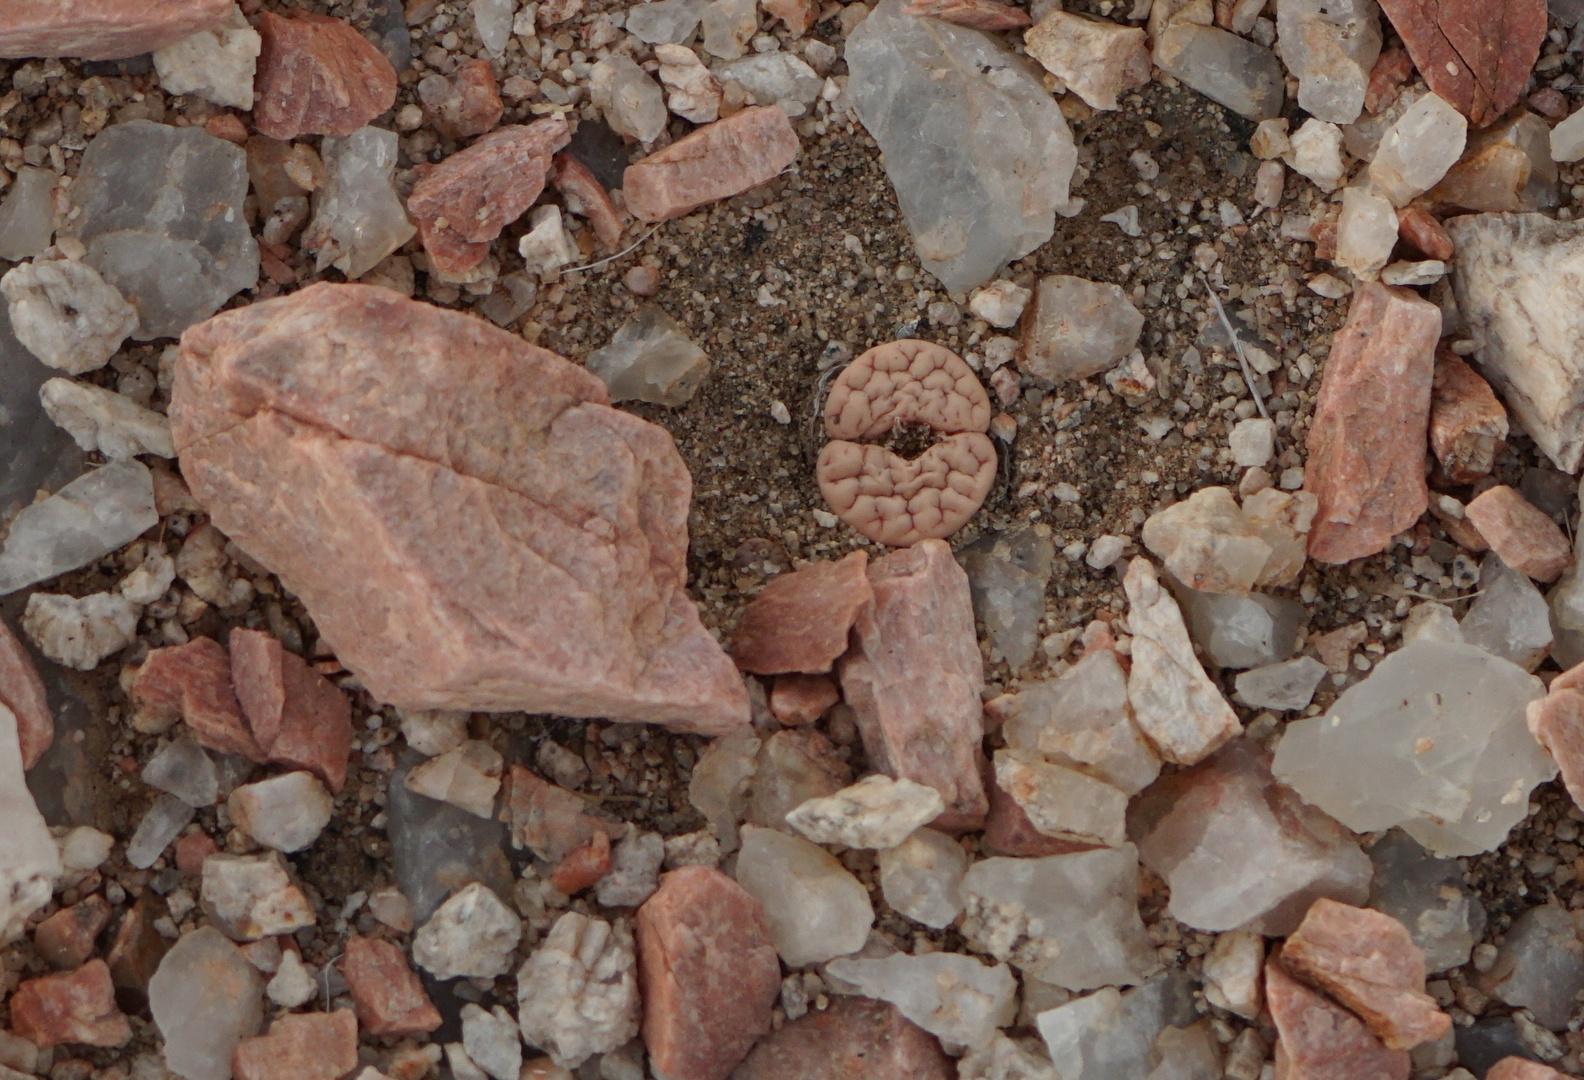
[0,0,233,61]
[171,282,748,734]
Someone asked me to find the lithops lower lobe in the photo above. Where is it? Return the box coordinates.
[817,339,996,546]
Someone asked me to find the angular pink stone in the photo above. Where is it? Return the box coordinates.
[171,283,749,734]
[1464,484,1570,583]
[623,107,800,223]
[0,0,232,60]
[1282,898,1451,1051]
[232,1010,359,1080]
[10,960,131,1049]
[1526,685,1584,813]
[408,118,570,277]
[636,866,781,1080]
[1266,957,1410,1080]
[733,997,954,1079]
[730,551,873,675]
[0,615,53,769]
[134,638,264,761]
[230,629,354,793]
[1486,1059,1570,1080]
[838,539,987,831]
[1304,283,1441,564]
[1375,0,1546,127]
[254,11,398,141]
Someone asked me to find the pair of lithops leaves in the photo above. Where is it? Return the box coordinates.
[816,339,997,547]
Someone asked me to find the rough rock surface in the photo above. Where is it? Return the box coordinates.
[149,927,263,1080]
[845,0,1076,292]
[824,952,1017,1052]
[636,867,781,1080]
[254,11,398,140]
[622,107,799,223]
[230,628,353,791]
[1024,12,1150,111]
[340,935,441,1037]
[10,960,131,1049]
[1430,351,1507,482]
[838,540,988,830]
[0,618,52,770]
[407,118,570,277]
[0,0,233,60]
[1265,956,1410,1079]
[231,1010,359,1080]
[172,283,748,734]
[734,827,873,965]
[516,912,640,1069]
[731,997,953,1080]
[1282,899,1451,1050]
[1376,0,1546,126]
[0,708,60,944]
[1020,275,1145,384]
[1303,282,1441,563]
[1448,213,1584,472]
[1,256,137,376]
[730,551,871,674]
[1464,484,1570,582]
[1122,558,1241,765]
[134,637,262,761]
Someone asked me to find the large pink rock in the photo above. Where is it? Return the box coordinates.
[731,997,953,1080]
[254,11,398,141]
[1527,682,1584,812]
[0,0,231,60]
[172,283,749,734]
[0,616,52,769]
[1376,0,1546,127]
[10,960,132,1049]
[1304,283,1441,564]
[838,539,987,831]
[637,866,781,1080]
[1282,899,1451,1051]
[730,551,873,674]
[229,629,353,792]
[408,118,570,277]
[623,107,800,223]
[1266,956,1410,1080]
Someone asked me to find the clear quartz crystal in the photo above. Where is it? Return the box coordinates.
[0,460,158,595]
[304,127,416,281]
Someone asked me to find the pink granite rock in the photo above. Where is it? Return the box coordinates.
[0,616,53,769]
[133,638,264,761]
[768,674,838,725]
[1376,0,1546,127]
[229,629,353,792]
[1282,899,1451,1051]
[232,1010,359,1080]
[407,117,570,276]
[623,107,800,223]
[421,57,503,140]
[838,540,988,832]
[1487,1059,1570,1080]
[1266,956,1410,1080]
[501,765,623,862]
[554,154,626,251]
[730,552,872,675]
[637,866,781,1080]
[731,996,953,1080]
[0,0,232,60]
[254,11,399,141]
[10,961,132,1049]
[1527,685,1584,813]
[171,283,749,734]
[1463,485,1570,583]
[1429,351,1506,483]
[340,936,441,1037]
[1304,283,1441,564]
[903,0,1032,29]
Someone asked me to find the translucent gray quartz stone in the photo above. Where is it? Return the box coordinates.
[67,120,259,340]
[1172,581,1303,670]
[0,302,83,524]
[845,0,1077,293]
[386,751,511,924]
[0,460,157,596]
[960,527,1055,672]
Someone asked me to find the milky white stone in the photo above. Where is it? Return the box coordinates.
[970,280,1033,329]
[304,127,416,281]
[1381,260,1447,286]
[735,826,873,966]
[153,5,262,110]
[785,775,945,850]
[1229,417,1275,468]
[126,794,195,870]
[994,748,1128,847]
[718,52,821,111]
[1001,651,1160,794]
[1271,640,1553,856]
[0,703,60,945]
[1233,655,1327,711]
[413,882,522,980]
[960,846,1160,991]
[516,911,640,1070]
[1123,558,1241,764]
[1202,930,1264,1018]
[1552,107,1584,163]
[846,0,1076,293]
[628,0,710,44]
[517,204,580,277]
[1275,0,1382,124]
[594,830,664,908]
[120,549,176,606]
[825,951,1017,1052]
[701,0,757,59]
[22,591,139,670]
[1459,553,1552,671]
[1153,22,1285,120]
[1335,184,1398,281]
[142,737,220,808]
[1,256,136,375]
[1142,487,1272,595]
[0,167,56,263]
[472,0,515,57]
[228,771,334,853]
[40,377,173,460]
[1284,119,1346,192]
[149,927,264,1080]
[959,1033,1061,1080]
[201,853,316,940]
[266,949,316,1009]
[57,826,114,878]
[1370,91,1468,206]
[877,827,967,929]
[1036,976,1185,1080]
[398,708,469,756]
[461,1003,521,1080]
[404,740,503,819]
[655,43,721,122]
[688,728,759,853]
